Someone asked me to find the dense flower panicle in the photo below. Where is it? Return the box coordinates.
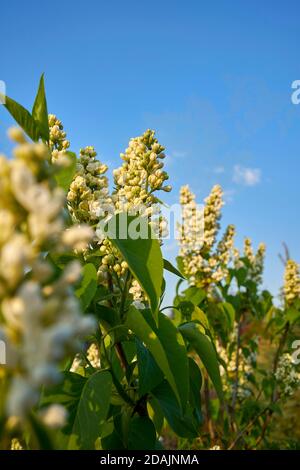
[48,114,70,162]
[217,331,257,399]
[112,130,171,301]
[129,279,145,305]
[275,353,300,397]
[216,224,236,267]
[203,184,224,250]
[113,129,171,240]
[0,129,95,419]
[178,185,205,285]
[11,438,23,450]
[284,259,300,306]
[243,237,255,264]
[178,185,233,289]
[113,129,170,208]
[67,146,111,224]
[86,342,101,369]
[179,185,203,253]
[251,242,266,284]
[233,238,266,284]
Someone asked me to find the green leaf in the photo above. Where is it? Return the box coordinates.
[32,73,49,142]
[151,381,199,438]
[134,308,190,410]
[163,258,185,279]
[127,416,156,450]
[177,300,194,321]
[136,339,164,397]
[55,151,77,192]
[2,94,40,141]
[126,306,180,405]
[179,322,223,401]
[182,286,206,306]
[188,358,202,424]
[75,263,97,311]
[286,307,300,324]
[28,412,54,450]
[192,305,210,331]
[101,430,125,450]
[40,371,86,448]
[95,305,120,328]
[176,256,185,275]
[68,371,112,449]
[105,213,163,318]
[235,267,247,286]
[218,302,235,330]
[148,397,164,434]
[156,311,189,410]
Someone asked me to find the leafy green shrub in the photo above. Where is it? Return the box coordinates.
[0,76,299,450]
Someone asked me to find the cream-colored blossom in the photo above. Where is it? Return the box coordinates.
[11,438,23,450]
[87,342,101,369]
[62,225,94,252]
[234,238,266,284]
[284,259,300,306]
[178,185,232,289]
[216,330,256,399]
[113,129,170,241]
[7,127,26,145]
[40,404,68,429]
[48,114,70,162]
[0,136,95,419]
[275,353,300,397]
[67,146,111,224]
[203,185,223,250]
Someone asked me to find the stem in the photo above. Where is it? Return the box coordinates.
[272,321,289,402]
[107,273,115,308]
[101,329,134,407]
[253,322,290,448]
[230,322,290,449]
[204,375,215,440]
[105,271,130,372]
[231,319,242,417]
[119,269,131,321]
[115,342,129,372]
[227,405,271,450]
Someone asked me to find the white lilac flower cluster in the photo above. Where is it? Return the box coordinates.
[216,331,257,400]
[65,128,171,304]
[113,129,171,241]
[11,438,23,450]
[113,129,171,209]
[0,129,95,419]
[275,353,300,397]
[112,130,172,300]
[178,185,235,289]
[48,114,70,162]
[284,259,300,306]
[67,146,111,224]
[233,238,266,285]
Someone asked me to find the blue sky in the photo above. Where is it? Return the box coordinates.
[1,0,300,303]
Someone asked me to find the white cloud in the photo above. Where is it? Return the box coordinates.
[171,150,187,158]
[213,165,225,174]
[223,189,236,203]
[232,165,261,186]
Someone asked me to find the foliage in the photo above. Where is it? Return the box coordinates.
[0,76,300,450]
